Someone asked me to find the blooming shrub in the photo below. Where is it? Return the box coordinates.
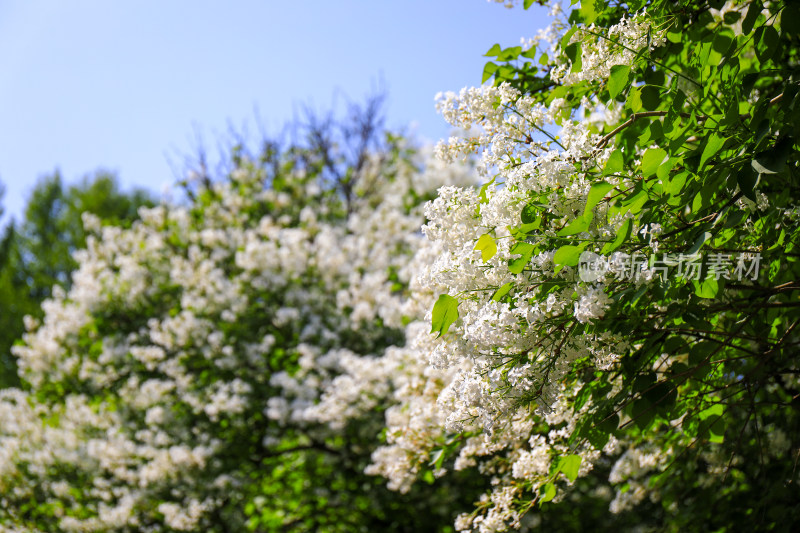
[2,1,799,531]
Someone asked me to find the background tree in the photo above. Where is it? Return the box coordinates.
[0,172,155,387]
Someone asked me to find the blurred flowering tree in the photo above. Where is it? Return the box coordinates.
[343,0,799,531]
[0,105,484,531]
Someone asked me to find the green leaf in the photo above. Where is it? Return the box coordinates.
[694,277,719,299]
[429,448,445,469]
[709,417,725,443]
[641,148,667,176]
[628,87,643,113]
[784,4,800,36]
[665,171,688,197]
[484,44,502,57]
[640,86,660,111]
[520,200,539,224]
[579,0,598,24]
[621,190,649,215]
[564,42,582,72]
[601,218,631,254]
[656,157,674,181]
[497,65,514,81]
[698,403,723,421]
[607,65,631,99]
[603,150,624,175]
[553,245,584,267]
[560,455,582,483]
[584,181,615,215]
[492,282,514,302]
[686,231,713,255]
[498,46,522,61]
[696,403,726,443]
[754,25,779,63]
[474,234,497,262]
[482,62,498,83]
[557,215,591,237]
[737,165,760,201]
[523,0,535,9]
[479,177,496,203]
[560,26,578,51]
[539,482,556,505]
[699,133,726,168]
[508,242,535,274]
[431,294,459,337]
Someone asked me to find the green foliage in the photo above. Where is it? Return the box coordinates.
[0,172,154,387]
[461,0,800,529]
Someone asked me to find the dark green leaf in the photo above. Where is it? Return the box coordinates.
[754,26,779,63]
[712,33,733,55]
[784,4,800,35]
[737,165,760,201]
[641,86,660,111]
[631,398,655,430]
[742,0,762,34]
[686,231,712,255]
[699,133,726,168]
[521,201,539,224]
[723,11,741,24]
[742,73,759,97]
[565,42,582,72]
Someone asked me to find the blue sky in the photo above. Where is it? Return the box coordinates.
[0,1,548,224]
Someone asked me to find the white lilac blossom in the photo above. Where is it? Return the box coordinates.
[336,3,673,531]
